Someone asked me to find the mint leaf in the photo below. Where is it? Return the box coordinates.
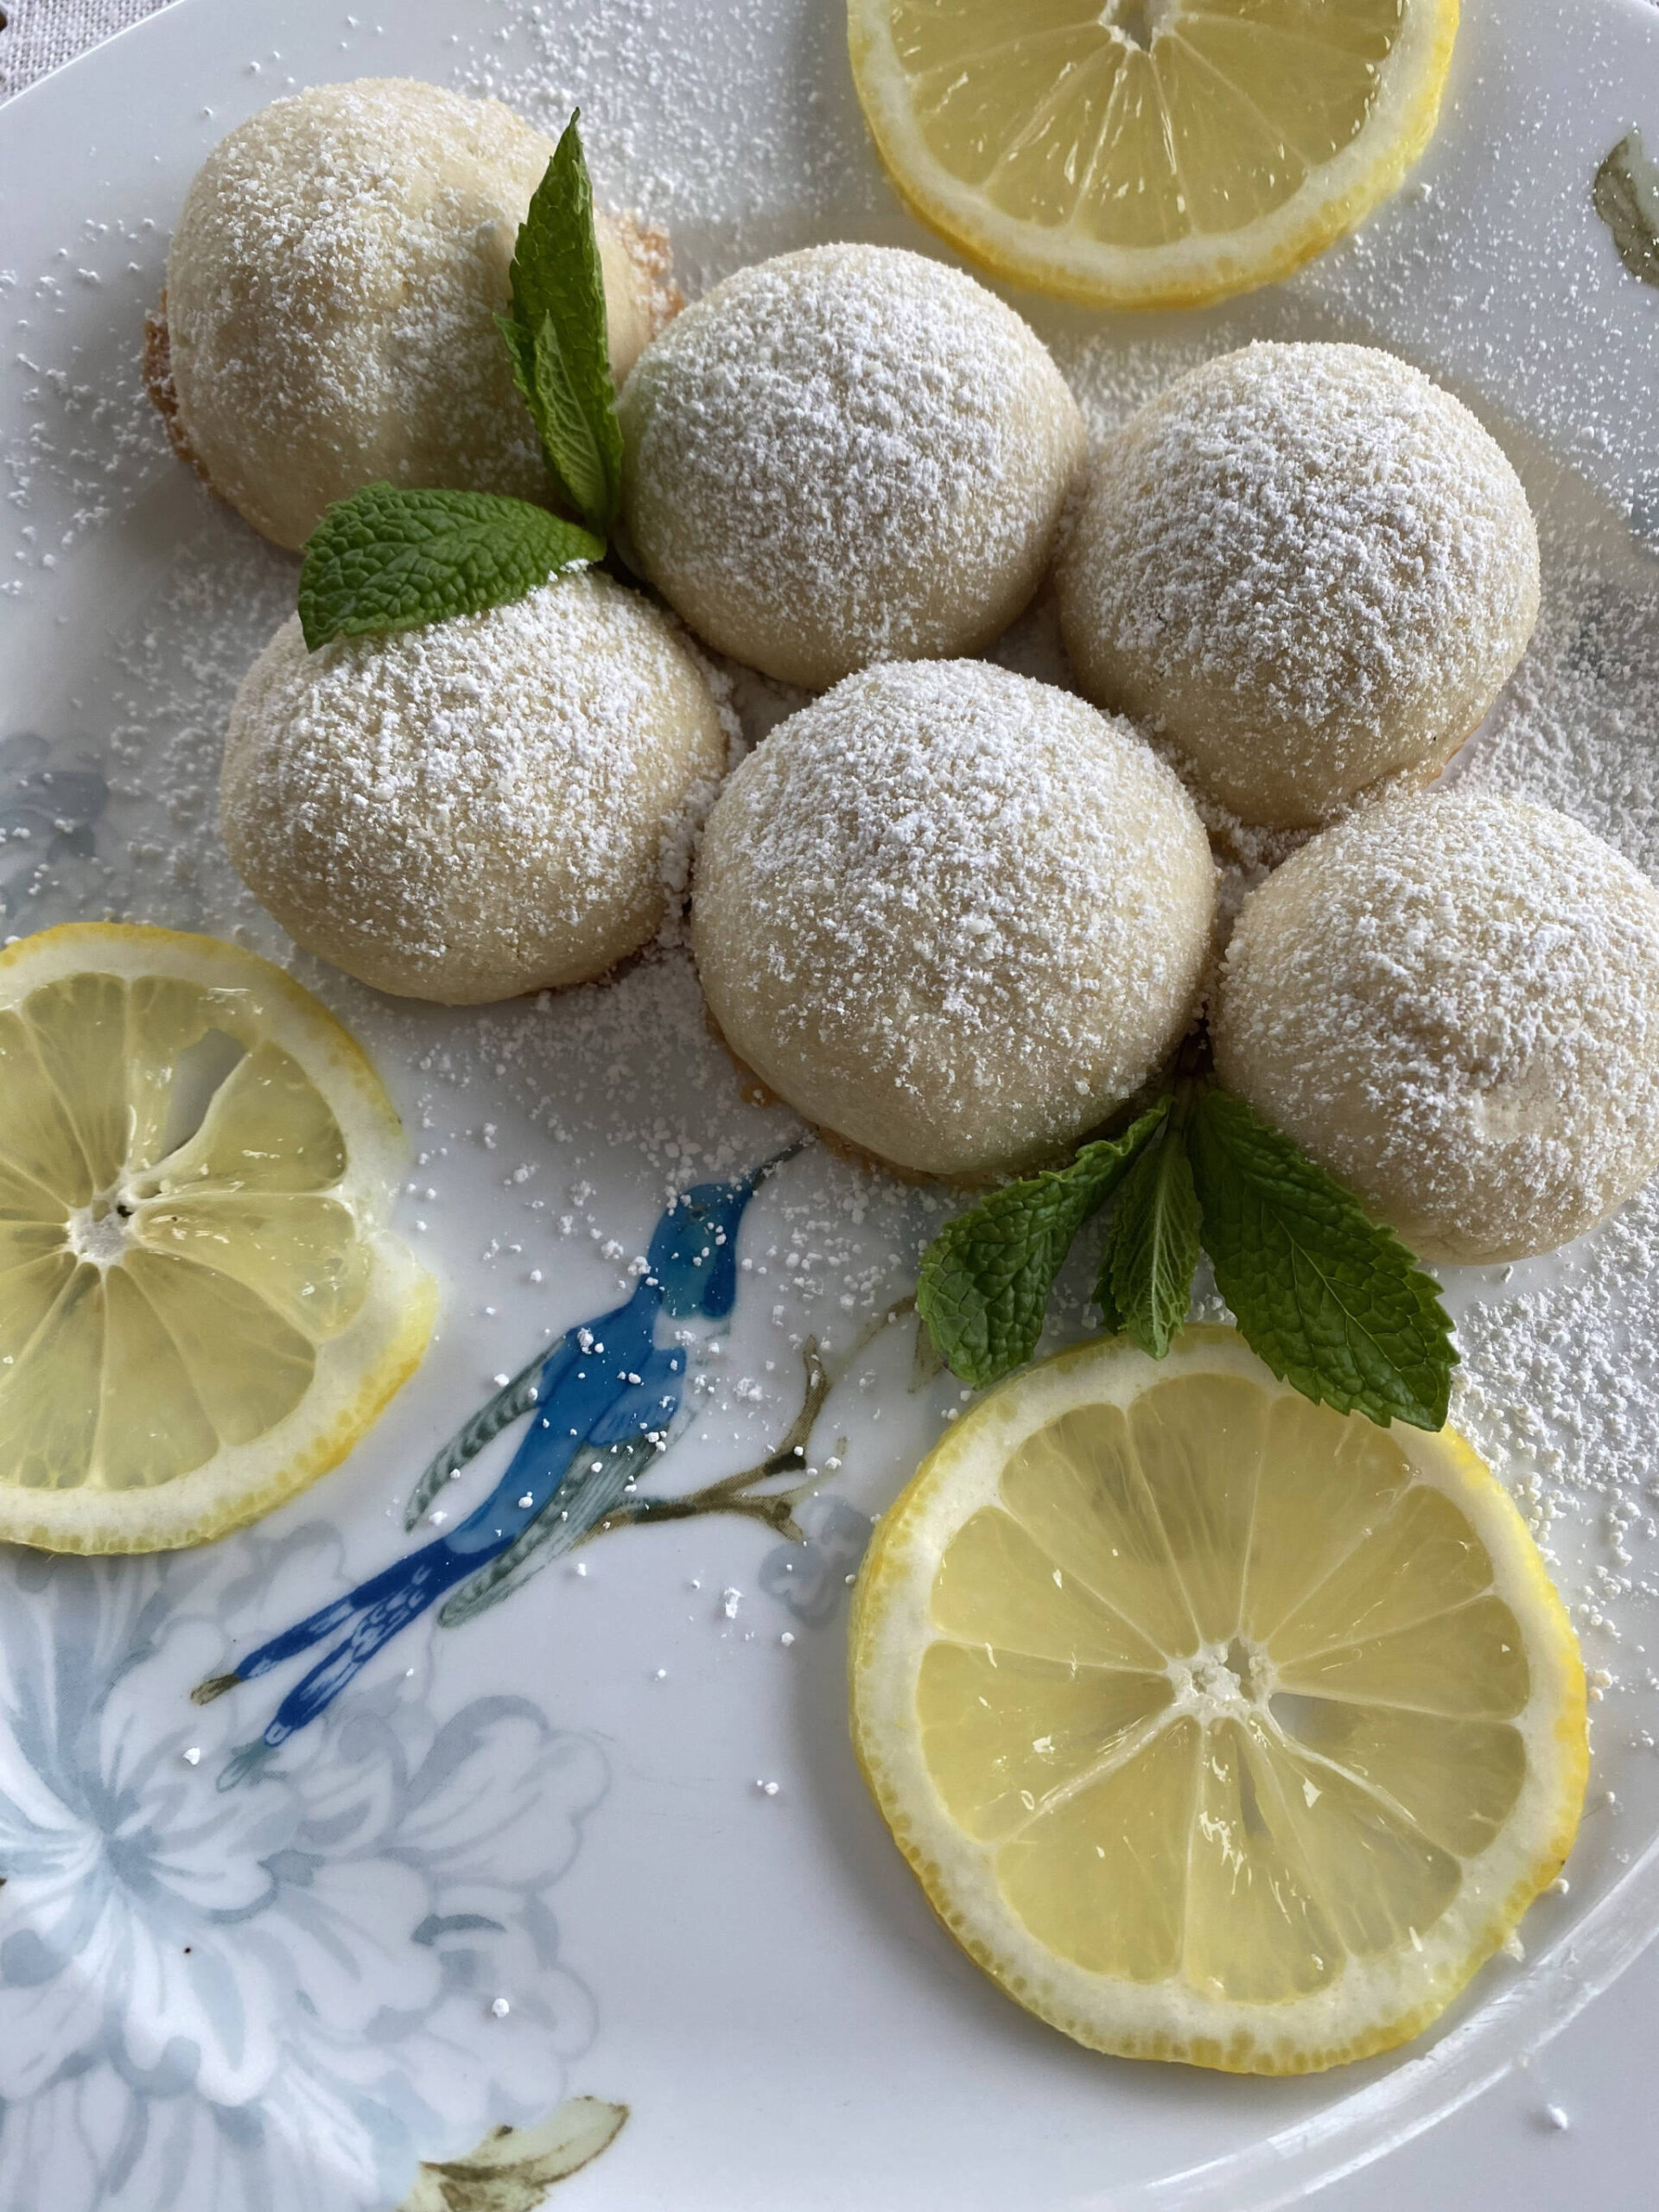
[499,308,609,528]
[297,485,601,650]
[499,308,539,418]
[504,112,622,537]
[1099,1122,1200,1360]
[918,1105,1169,1390]
[531,310,613,526]
[1188,1087,1457,1431]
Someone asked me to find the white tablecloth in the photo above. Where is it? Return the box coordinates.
[0,0,174,100]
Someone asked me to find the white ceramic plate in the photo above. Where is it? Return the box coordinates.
[3,3,1659,2208]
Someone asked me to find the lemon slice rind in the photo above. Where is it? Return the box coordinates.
[850,1327,1586,2074]
[848,1,1460,311]
[0,925,435,1554]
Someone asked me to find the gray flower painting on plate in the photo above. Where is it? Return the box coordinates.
[0,1528,608,2212]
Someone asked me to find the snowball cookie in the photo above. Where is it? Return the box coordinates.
[618,245,1085,690]
[691,660,1216,1179]
[222,574,727,1004]
[162,79,670,551]
[1212,790,1659,1264]
[1056,343,1541,832]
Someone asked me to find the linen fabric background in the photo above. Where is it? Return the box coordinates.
[1,0,174,99]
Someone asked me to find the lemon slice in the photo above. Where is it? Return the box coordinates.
[851,1327,1586,2073]
[0,924,435,1553]
[848,0,1459,308]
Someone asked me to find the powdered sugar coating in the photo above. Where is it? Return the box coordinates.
[618,244,1084,690]
[165,79,670,551]
[1213,789,1659,1262]
[221,573,728,1004]
[691,660,1216,1179]
[1056,341,1540,831]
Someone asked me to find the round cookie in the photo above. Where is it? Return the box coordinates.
[691,660,1216,1179]
[1056,342,1540,831]
[162,79,670,550]
[1211,789,1659,1263]
[618,244,1085,690]
[222,573,727,1004]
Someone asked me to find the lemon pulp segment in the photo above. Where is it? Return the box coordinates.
[851,1330,1586,2072]
[849,0,1459,308]
[0,925,435,1551]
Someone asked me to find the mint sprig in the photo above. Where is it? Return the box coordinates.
[1187,1088,1456,1431]
[500,111,623,538]
[1097,1110,1201,1361]
[915,1105,1168,1390]
[297,486,601,651]
[918,1076,1457,1430]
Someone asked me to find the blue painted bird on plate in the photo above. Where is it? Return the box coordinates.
[196,1145,830,1782]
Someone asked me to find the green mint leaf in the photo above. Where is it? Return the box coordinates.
[529,309,612,531]
[499,308,538,416]
[297,484,602,650]
[918,1104,1169,1390]
[499,299,610,536]
[1187,1087,1457,1431]
[504,111,623,537]
[1098,1122,1200,1361]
